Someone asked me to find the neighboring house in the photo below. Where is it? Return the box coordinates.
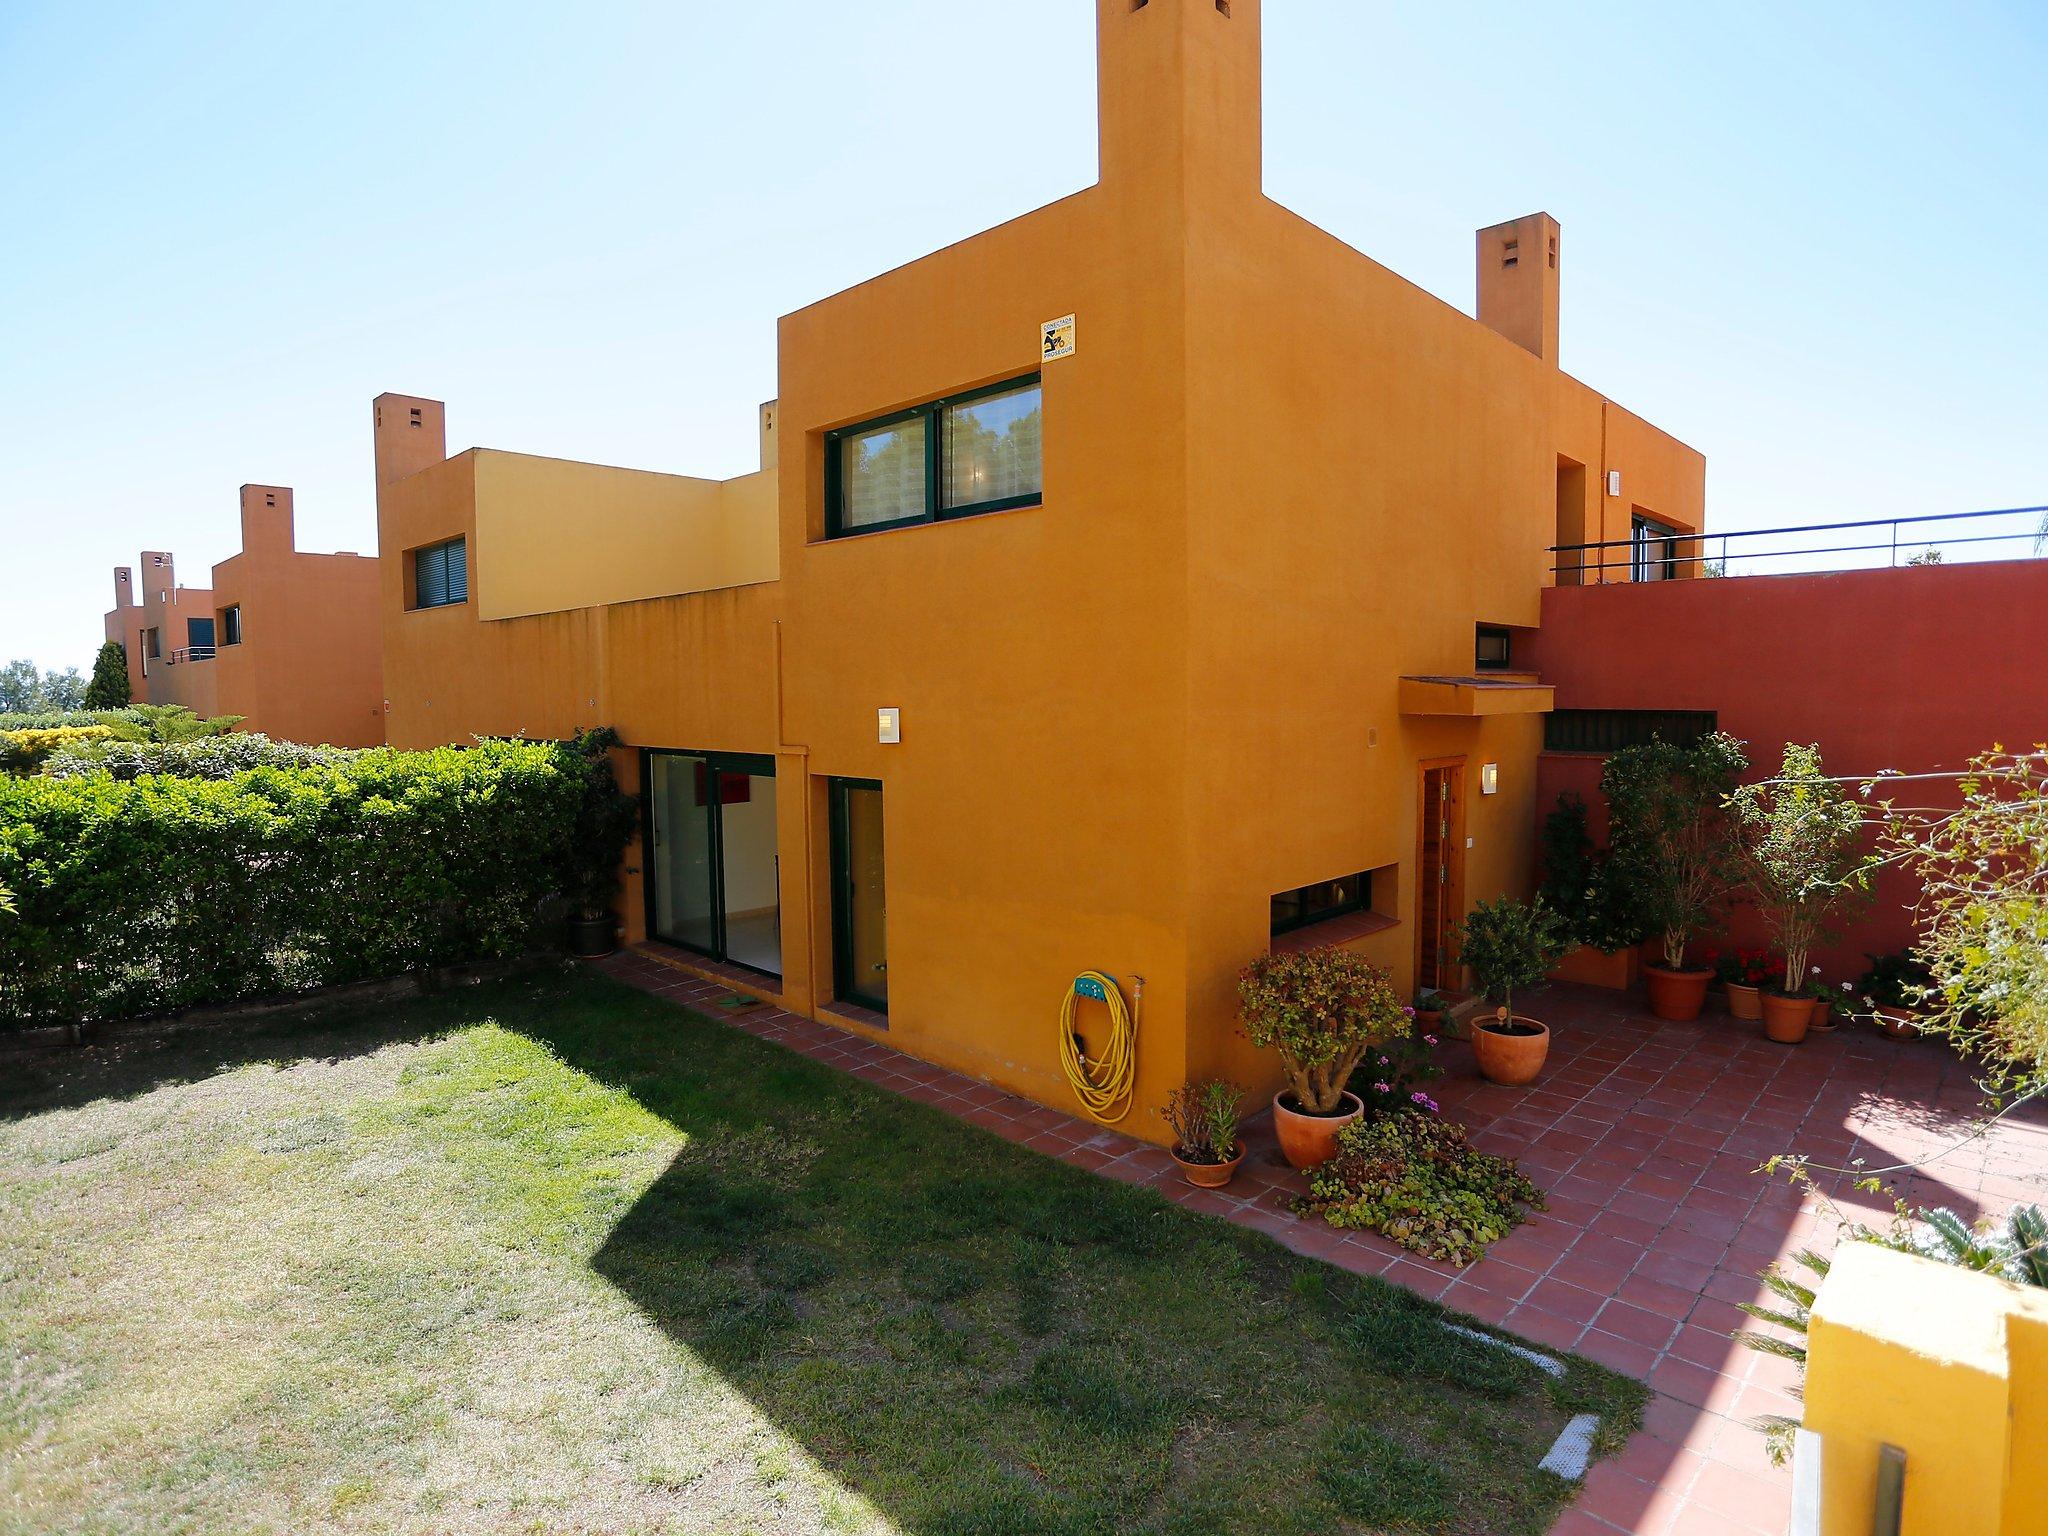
[373,0,1704,1136]
[101,486,385,745]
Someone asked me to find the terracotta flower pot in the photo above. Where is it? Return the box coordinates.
[569,913,618,957]
[1876,1006,1922,1040]
[1809,1002,1836,1033]
[1724,982,1763,1021]
[1473,1013,1550,1086]
[1172,1145,1244,1189]
[1761,990,1813,1044]
[1643,964,1712,1022]
[1271,1090,1363,1171]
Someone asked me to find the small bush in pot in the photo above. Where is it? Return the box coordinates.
[1730,743,1874,1043]
[1297,1110,1546,1265]
[1160,1078,1246,1188]
[1708,947,1782,1019]
[1456,896,1570,1086]
[1239,946,1410,1169]
[1860,950,1935,1038]
[1603,732,1749,1019]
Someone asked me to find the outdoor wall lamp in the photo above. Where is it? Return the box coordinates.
[1480,762,1499,795]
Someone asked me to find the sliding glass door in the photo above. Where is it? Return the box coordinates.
[829,779,888,1012]
[646,751,780,978]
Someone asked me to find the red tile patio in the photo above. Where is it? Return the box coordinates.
[592,948,2048,1536]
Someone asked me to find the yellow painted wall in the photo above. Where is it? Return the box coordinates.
[473,449,778,621]
[1806,1242,2048,1536]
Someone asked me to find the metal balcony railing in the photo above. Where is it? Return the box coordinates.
[1550,503,2048,582]
[166,645,216,664]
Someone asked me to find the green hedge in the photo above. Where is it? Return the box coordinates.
[0,740,587,1026]
[0,707,146,733]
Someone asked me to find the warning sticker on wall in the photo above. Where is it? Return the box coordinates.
[1041,314,1076,362]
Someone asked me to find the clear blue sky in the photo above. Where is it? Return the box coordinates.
[3,1,2043,674]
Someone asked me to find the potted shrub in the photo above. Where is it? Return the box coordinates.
[1602,733,1749,1021]
[1731,743,1873,1045]
[1711,947,1781,1021]
[1807,975,1854,1033]
[1456,895,1570,1086]
[1861,950,1934,1039]
[1239,947,1410,1170]
[1160,1079,1246,1188]
[565,727,641,956]
[1412,989,1447,1036]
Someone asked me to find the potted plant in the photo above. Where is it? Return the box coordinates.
[1239,947,1409,1170]
[1537,792,1650,988]
[1861,950,1933,1039]
[1711,948,1781,1021]
[1160,1079,1246,1188]
[1456,895,1570,1086]
[1806,975,1854,1033]
[1731,744,1873,1045]
[565,727,641,956]
[1412,989,1446,1036]
[1602,733,1750,1021]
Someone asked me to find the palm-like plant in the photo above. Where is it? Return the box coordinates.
[1736,1202,2048,1465]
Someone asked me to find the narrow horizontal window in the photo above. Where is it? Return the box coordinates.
[1544,708,1717,753]
[1271,870,1372,937]
[826,375,1041,538]
[412,537,468,610]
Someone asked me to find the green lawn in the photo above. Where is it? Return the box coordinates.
[0,966,1642,1535]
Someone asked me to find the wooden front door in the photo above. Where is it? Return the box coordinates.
[1416,761,1466,991]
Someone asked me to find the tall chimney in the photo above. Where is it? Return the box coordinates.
[1096,0,1262,206]
[372,393,448,489]
[112,566,134,610]
[239,485,297,557]
[139,551,176,603]
[1476,212,1560,365]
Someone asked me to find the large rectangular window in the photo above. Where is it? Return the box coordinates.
[1631,514,1680,582]
[825,376,1041,537]
[185,617,214,651]
[412,537,468,609]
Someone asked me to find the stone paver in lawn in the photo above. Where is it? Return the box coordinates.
[593,949,2048,1536]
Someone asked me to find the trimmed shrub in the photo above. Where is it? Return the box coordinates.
[43,733,356,781]
[1297,1111,1544,1265]
[0,739,586,1025]
[0,708,145,733]
[1,725,116,775]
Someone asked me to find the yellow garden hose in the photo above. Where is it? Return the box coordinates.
[1059,971,1137,1124]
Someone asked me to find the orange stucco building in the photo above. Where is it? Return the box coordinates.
[103,485,386,746]
[374,0,1702,1140]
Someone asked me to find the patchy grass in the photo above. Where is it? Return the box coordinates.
[0,965,1642,1534]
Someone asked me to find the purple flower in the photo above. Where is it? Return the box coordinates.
[1410,1092,1440,1113]
[1372,1082,1392,1093]
[1401,1005,1416,1018]
[1423,1034,1439,1047]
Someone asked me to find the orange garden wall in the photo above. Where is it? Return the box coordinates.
[1523,561,2048,980]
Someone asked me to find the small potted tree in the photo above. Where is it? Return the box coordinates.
[1457,895,1571,1086]
[1603,733,1750,1021]
[1160,1079,1246,1188]
[1239,947,1409,1170]
[1731,743,1872,1044]
[565,727,641,957]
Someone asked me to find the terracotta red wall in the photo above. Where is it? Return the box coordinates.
[1524,560,2048,982]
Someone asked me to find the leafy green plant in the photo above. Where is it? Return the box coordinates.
[1350,1007,1443,1113]
[0,738,584,1026]
[1298,1112,1545,1264]
[42,733,354,781]
[1238,947,1410,1114]
[1602,732,1749,970]
[1729,743,1874,993]
[1159,1078,1245,1163]
[1880,749,2048,1098]
[1537,792,1648,953]
[1858,949,1934,1011]
[0,725,116,775]
[1456,896,1569,1026]
[82,642,131,709]
[117,704,247,744]
[565,727,640,921]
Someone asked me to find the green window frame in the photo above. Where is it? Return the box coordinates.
[412,537,468,610]
[823,374,1043,538]
[1270,870,1375,937]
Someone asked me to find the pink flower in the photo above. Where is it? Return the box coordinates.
[1423,1034,1439,1047]
[1410,1092,1440,1113]
[1372,1082,1391,1093]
